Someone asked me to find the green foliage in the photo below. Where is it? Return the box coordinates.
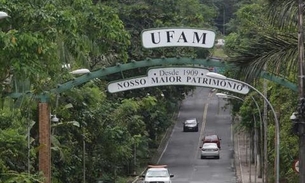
[0,0,239,182]
[1,171,44,183]
[232,79,300,182]
[266,82,299,182]
[104,0,217,60]
[224,0,299,83]
[0,0,131,95]
[223,0,301,180]
[0,105,42,182]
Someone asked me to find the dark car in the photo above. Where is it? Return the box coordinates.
[183,118,199,132]
[202,134,221,149]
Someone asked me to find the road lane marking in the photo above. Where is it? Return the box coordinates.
[200,103,208,136]
[196,91,213,159]
[231,123,233,141]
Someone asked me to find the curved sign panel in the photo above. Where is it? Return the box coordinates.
[141,28,216,48]
[107,67,249,94]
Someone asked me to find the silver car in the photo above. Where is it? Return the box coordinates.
[200,143,220,159]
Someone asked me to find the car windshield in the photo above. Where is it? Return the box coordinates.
[185,120,196,124]
[205,135,217,140]
[146,170,169,177]
[202,143,217,148]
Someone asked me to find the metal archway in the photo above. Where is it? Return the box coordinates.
[52,57,297,94]
[7,57,296,183]
[8,57,298,99]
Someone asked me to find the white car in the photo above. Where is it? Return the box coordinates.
[215,39,225,47]
[200,142,220,159]
[141,165,174,183]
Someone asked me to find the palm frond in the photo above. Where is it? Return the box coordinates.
[227,32,298,82]
[266,0,298,30]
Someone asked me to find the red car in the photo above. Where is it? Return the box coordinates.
[202,135,221,149]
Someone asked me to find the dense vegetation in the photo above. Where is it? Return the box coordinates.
[224,0,300,182]
[0,0,301,183]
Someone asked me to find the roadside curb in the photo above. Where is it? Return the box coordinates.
[233,115,243,183]
[234,131,243,183]
[233,115,263,183]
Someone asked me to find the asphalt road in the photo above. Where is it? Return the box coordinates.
[157,87,236,183]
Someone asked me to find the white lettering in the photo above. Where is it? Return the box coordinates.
[108,67,249,94]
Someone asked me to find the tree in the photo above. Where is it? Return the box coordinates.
[0,0,223,182]
[224,0,300,181]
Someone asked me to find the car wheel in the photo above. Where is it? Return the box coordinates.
[183,128,186,132]
[195,127,199,132]
[201,156,205,159]
[216,156,220,159]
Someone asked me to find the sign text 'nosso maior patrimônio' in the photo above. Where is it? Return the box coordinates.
[107,67,249,94]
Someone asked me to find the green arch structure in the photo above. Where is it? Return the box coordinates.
[9,57,297,100]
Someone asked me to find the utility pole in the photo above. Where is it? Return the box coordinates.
[263,64,268,183]
[297,0,305,182]
[39,98,51,183]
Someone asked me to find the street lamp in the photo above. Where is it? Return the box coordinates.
[297,0,305,181]
[69,68,90,75]
[215,93,263,130]
[38,68,90,183]
[216,92,263,183]
[51,115,59,123]
[216,93,251,183]
[0,11,9,19]
[216,92,243,101]
[290,112,300,135]
[215,93,243,114]
[207,72,280,183]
